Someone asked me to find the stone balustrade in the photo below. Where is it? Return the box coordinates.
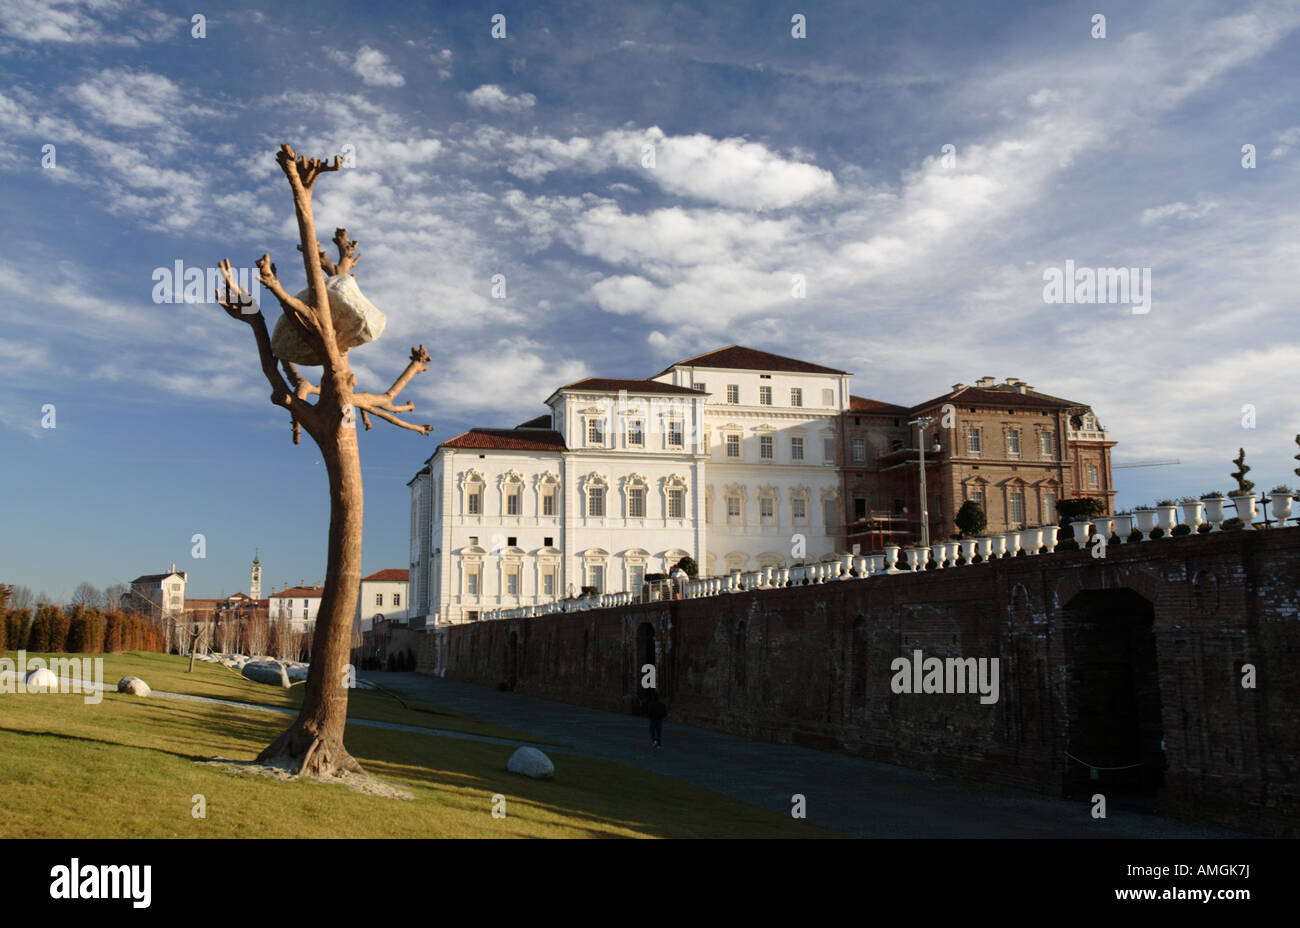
[475,491,1297,622]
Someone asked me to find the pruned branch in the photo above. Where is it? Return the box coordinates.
[298,242,338,277]
[357,404,433,435]
[333,228,360,276]
[353,345,431,411]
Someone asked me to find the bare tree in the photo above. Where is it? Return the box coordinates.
[70,582,100,609]
[214,144,433,779]
[8,585,33,611]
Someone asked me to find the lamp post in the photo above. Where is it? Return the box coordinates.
[909,417,935,549]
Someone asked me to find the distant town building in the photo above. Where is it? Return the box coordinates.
[269,585,324,632]
[125,564,187,620]
[356,568,409,635]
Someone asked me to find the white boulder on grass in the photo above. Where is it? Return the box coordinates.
[117,676,151,697]
[241,660,290,688]
[507,746,554,780]
[271,274,386,365]
[24,667,59,691]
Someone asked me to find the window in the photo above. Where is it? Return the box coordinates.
[667,488,685,519]
[1039,431,1053,457]
[759,386,772,405]
[852,438,866,463]
[695,382,706,395]
[822,389,834,406]
[303,599,308,610]
[588,565,604,592]
[703,432,710,454]
[726,434,741,458]
[790,387,803,407]
[628,419,644,445]
[506,490,521,515]
[1009,491,1025,526]
[823,499,837,528]
[468,536,478,545]
[1042,492,1056,524]
[854,497,867,520]
[507,536,516,546]
[759,435,773,460]
[791,437,804,461]
[467,491,481,515]
[629,566,644,592]
[466,571,480,595]
[967,428,981,454]
[759,497,774,521]
[393,593,400,607]
[1087,464,1099,487]
[823,437,835,463]
[543,536,553,547]
[506,572,519,595]
[727,496,741,518]
[542,491,555,516]
[375,593,383,606]
[466,611,479,622]
[1007,429,1021,456]
[727,384,739,404]
[588,487,605,517]
[628,487,645,518]
[792,498,807,520]
[587,418,604,445]
[542,572,554,596]
[667,419,683,447]
[971,488,984,507]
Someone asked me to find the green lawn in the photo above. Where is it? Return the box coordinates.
[0,652,835,838]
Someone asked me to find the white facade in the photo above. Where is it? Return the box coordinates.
[356,573,409,633]
[410,347,852,626]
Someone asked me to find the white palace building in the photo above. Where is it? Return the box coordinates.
[408,346,851,626]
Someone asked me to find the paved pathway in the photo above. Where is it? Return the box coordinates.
[364,671,1251,839]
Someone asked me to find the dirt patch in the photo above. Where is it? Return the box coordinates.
[201,756,415,800]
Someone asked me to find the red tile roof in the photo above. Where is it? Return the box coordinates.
[559,377,705,395]
[656,345,848,377]
[909,385,1082,413]
[268,586,324,599]
[850,395,909,415]
[363,569,409,582]
[442,429,567,451]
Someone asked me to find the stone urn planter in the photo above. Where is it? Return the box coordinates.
[931,543,948,568]
[884,545,901,573]
[1156,503,1178,536]
[905,547,924,571]
[1229,492,1257,529]
[1111,513,1133,542]
[990,535,1007,559]
[976,537,993,562]
[1134,508,1158,540]
[1041,525,1060,551]
[960,539,978,564]
[1269,490,1293,526]
[1179,500,1204,532]
[1003,531,1022,557]
[840,554,854,578]
[1070,520,1092,545]
[945,541,961,565]
[777,567,790,587]
[1201,496,1227,532]
[1021,526,1044,554]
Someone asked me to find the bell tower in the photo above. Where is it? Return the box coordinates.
[250,550,262,600]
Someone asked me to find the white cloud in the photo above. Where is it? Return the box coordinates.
[465,84,537,113]
[331,45,405,87]
[1139,200,1219,225]
[1269,126,1300,158]
[70,69,190,129]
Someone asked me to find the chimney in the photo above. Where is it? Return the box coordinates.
[1015,383,1031,394]
[951,383,965,391]
[170,562,176,573]
[975,376,996,388]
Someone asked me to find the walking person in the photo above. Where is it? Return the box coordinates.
[645,687,667,748]
[669,563,687,600]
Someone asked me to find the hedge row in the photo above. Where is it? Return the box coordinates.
[1,604,166,654]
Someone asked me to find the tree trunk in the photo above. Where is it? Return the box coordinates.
[257,411,365,778]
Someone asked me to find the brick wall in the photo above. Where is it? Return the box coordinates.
[417,527,1300,835]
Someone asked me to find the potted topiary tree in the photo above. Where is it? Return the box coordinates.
[1229,448,1257,528]
[954,500,987,538]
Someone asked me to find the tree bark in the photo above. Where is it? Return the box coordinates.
[256,396,365,777]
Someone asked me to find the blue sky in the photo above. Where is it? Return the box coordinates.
[2,0,1298,599]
